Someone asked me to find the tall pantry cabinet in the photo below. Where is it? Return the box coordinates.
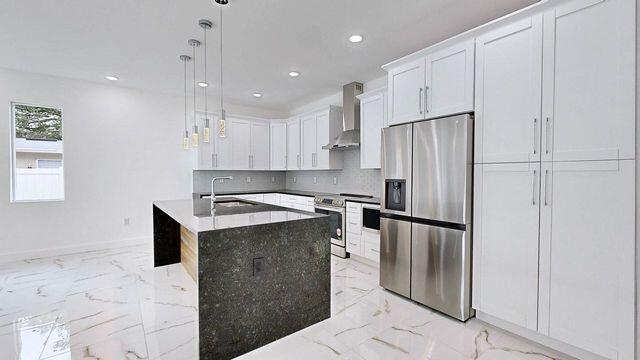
[472,0,635,359]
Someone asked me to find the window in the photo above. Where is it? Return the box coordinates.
[10,103,64,202]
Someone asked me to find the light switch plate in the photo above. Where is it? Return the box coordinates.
[246,176,251,183]
[293,176,297,183]
[333,177,338,185]
[271,176,275,183]
[313,176,317,184]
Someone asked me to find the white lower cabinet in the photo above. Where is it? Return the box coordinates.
[538,160,635,360]
[473,163,540,331]
[346,202,363,256]
[362,231,380,263]
[474,160,635,360]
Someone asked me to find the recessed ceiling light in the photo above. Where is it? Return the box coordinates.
[288,71,300,78]
[197,82,209,88]
[105,75,119,81]
[253,92,263,98]
[348,35,363,43]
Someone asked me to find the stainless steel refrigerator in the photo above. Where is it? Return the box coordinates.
[379,114,474,321]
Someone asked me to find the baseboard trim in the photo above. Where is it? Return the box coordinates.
[0,236,150,264]
[476,311,605,360]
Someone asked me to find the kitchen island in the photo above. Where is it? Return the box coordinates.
[152,197,331,359]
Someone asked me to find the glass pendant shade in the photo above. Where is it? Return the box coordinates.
[203,119,210,143]
[192,125,200,147]
[183,130,190,150]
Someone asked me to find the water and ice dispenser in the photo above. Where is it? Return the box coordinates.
[384,179,406,212]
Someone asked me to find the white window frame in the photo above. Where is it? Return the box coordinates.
[10,102,65,203]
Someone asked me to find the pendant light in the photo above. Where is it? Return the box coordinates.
[216,0,228,137]
[199,19,213,143]
[180,55,192,150]
[188,39,201,147]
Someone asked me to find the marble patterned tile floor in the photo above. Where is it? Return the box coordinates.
[0,245,571,360]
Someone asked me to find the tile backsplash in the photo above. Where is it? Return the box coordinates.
[285,150,381,197]
[193,170,286,194]
[193,150,381,197]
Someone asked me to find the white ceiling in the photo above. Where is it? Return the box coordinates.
[0,0,538,113]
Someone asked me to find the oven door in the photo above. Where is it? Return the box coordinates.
[314,205,345,247]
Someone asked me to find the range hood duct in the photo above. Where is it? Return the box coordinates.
[322,82,363,150]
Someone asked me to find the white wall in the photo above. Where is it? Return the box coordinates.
[288,76,387,116]
[0,68,194,260]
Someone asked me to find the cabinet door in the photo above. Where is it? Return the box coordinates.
[542,0,635,162]
[425,40,475,119]
[215,117,233,169]
[270,123,287,170]
[314,112,330,169]
[229,118,251,170]
[360,93,385,169]
[387,58,426,125]
[475,16,543,164]
[286,119,300,170]
[300,114,316,169]
[472,163,540,331]
[195,115,215,169]
[250,121,270,170]
[538,160,634,359]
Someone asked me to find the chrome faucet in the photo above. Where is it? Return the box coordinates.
[211,176,233,210]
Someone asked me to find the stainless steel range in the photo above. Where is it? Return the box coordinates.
[314,193,373,258]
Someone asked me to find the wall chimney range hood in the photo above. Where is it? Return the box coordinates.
[323,82,363,150]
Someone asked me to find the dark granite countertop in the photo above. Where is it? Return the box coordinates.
[153,197,323,234]
[193,189,381,205]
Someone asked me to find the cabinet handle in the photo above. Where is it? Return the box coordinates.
[248,155,252,169]
[533,118,538,155]
[532,170,537,206]
[545,117,551,155]
[212,154,218,168]
[425,86,429,113]
[419,88,424,114]
[544,169,550,206]
[297,154,300,168]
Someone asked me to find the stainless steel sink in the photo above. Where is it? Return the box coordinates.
[215,201,254,208]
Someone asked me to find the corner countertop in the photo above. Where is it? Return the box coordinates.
[192,189,381,205]
[153,197,323,234]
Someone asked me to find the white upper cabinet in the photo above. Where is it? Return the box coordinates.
[286,118,301,170]
[229,117,251,170]
[386,40,475,126]
[250,121,270,170]
[542,0,635,162]
[298,106,343,170]
[300,114,316,169]
[473,163,540,331]
[270,122,286,170]
[194,113,216,170]
[215,118,233,170]
[475,16,543,164]
[358,88,386,169]
[538,160,635,359]
[387,58,426,126]
[425,39,475,119]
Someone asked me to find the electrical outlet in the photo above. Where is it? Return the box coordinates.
[219,178,225,184]
[293,176,297,183]
[246,176,252,183]
[333,177,338,185]
[253,257,265,277]
[313,176,317,184]
[124,217,130,226]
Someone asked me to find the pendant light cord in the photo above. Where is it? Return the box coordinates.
[203,26,208,118]
[184,59,188,133]
[192,44,197,130]
[219,4,224,116]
